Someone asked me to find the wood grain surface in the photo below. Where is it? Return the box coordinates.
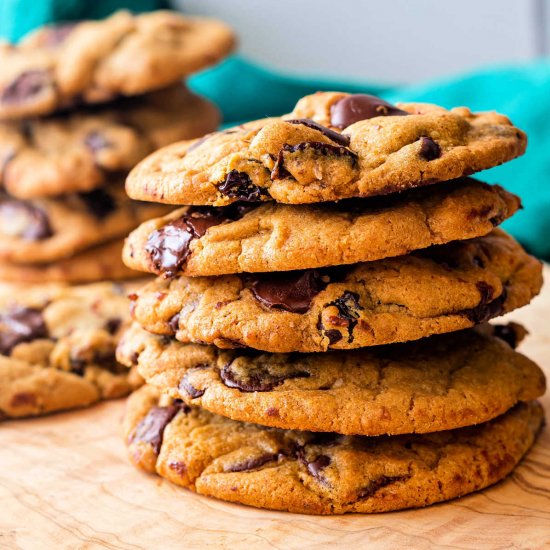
[1,267,549,550]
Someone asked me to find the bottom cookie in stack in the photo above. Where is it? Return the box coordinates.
[120,324,545,514]
[0,282,142,420]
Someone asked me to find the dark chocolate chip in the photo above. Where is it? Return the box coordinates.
[219,358,310,392]
[324,329,343,345]
[418,136,441,160]
[0,199,53,240]
[330,94,409,129]
[84,130,112,153]
[145,205,254,277]
[357,475,410,499]
[493,324,520,349]
[305,454,331,479]
[217,170,267,202]
[464,286,507,324]
[247,269,328,314]
[1,70,52,104]
[325,291,363,343]
[105,318,121,335]
[168,313,180,334]
[224,453,278,473]
[179,371,205,399]
[0,306,48,355]
[78,189,116,219]
[286,119,350,146]
[131,404,181,454]
[69,357,86,376]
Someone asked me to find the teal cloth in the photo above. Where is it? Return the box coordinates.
[2,4,549,258]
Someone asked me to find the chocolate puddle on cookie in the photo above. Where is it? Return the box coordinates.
[146,204,256,277]
[330,94,409,129]
[243,266,351,314]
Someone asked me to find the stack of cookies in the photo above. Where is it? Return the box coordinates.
[0,11,235,419]
[118,92,545,514]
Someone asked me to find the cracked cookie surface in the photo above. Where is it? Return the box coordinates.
[130,230,542,352]
[126,91,526,206]
[0,282,142,419]
[0,183,170,264]
[0,239,142,283]
[123,178,519,277]
[0,11,235,119]
[117,323,545,435]
[124,385,544,514]
[0,85,219,198]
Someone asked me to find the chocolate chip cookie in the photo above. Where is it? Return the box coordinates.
[130,230,542,352]
[123,178,519,277]
[0,85,220,198]
[0,11,235,120]
[117,322,544,435]
[126,92,526,206]
[0,282,142,419]
[0,239,141,283]
[124,384,543,514]
[0,184,170,264]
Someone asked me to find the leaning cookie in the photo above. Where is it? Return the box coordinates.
[117,322,545,436]
[124,385,544,514]
[130,230,542,353]
[0,85,220,199]
[0,184,170,264]
[126,92,526,206]
[0,282,142,419]
[0,239,141,284]
[123,178,519,277]
[0,11,235,119]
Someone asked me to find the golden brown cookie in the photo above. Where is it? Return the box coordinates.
[0,282,142,419]
[117,322,545,435]
[130,230,542,352]
[0,85,220,198]
[0,184,170,264]
[0,239,141,283]
[123,178,519,277]
[0,11,235,119]
[126,92,526,206]
[124,385,544,514]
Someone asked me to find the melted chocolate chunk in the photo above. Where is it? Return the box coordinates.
[419,136,441,160]
[324,329,343,345]
[305,454,331,480]
[105,318,121,335]
[217,170,267,202]
[84,130,112,153]
[168,312,180,334]
[1,70,51,104]
[326,291,364,343]
[493,324,520,349]
[0,199,53,240]
[219,359,310,392]
[248,269,328,314]
[146,205,253,277]
[330,94,409,129]
[225,453,278,472]
[179,371,205,399]
[357,475,410,499]
[287,119,350,146]
[69,357,86,376]
[0,306,48,355]
[465,285,507,324]
[132,404,182,454]
[78,189,116,219]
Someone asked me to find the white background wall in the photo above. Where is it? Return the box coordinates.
[175,0,548,83]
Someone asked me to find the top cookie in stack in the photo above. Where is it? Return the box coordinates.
[0,10,235,283]
[120,92,544,514]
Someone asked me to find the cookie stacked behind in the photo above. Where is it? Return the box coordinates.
[0,11,235,419]
[0,10,235,283]
[118,92,545,514]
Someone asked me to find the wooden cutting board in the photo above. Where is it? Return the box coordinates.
[1,267,549,550]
